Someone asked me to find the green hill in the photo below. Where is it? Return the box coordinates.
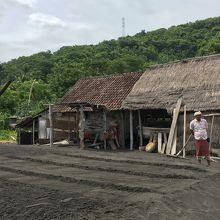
[1,16,220,118]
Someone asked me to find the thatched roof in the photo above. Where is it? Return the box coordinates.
[59,72,142,111]
[122,54,220,112]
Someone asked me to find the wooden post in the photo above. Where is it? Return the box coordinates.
[166,98,182,155]
[32,118,35,145]
[209,115,215,152]
[49,104,53,148]
[76,109,79,142]
[120,111,125,148]
[103,111,107,150]
[68,112,71,141]
[161,132,167,154]
[138,110,143,147]
[158,133,162,153]
[183,105,186,158]
[79,105,85,149]
[18,128,21,145]
[129,110,133,150]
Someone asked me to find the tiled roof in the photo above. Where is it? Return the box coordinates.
[59,72,142,111]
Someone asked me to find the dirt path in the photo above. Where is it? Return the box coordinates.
[0,144,219,220]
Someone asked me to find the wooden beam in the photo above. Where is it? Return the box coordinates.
[138,110,143,147]
[204,113,220,117]
[166,98,182,155]
[129,110,133,150]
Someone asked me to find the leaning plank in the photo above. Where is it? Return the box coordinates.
[166,98,182,155]
[210,157,220,160]
[171,126,177,155]
[157,133,162,153]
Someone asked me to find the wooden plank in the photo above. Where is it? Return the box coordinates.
[161,132,167,154]
[130,110,133,150]
[171,126,177,155]
[166,98,182,155]
[204,113,220,117]
[143,127,170,132]
[157,132,162,153]
[138,110,143,147]
[183,105,186,158]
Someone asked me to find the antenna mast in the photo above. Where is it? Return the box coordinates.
[122,17,125,37]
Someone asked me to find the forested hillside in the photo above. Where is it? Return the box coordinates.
[1,16,220,119]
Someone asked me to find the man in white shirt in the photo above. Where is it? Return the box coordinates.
[190,111,210,165]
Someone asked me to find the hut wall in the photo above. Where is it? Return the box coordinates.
[53,112,78,141]
[39,112,78,142]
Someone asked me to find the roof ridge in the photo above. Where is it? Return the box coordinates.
[76,71,143,81]
[146,53,220,70]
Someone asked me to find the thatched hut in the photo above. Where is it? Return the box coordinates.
[58,72,142,149]
[122,54,220,151]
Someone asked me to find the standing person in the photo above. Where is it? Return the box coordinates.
[190,111,210,165]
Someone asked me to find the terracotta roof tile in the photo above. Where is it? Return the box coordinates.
[59,72,142,110]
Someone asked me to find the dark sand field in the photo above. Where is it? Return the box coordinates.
[0,144,220,220]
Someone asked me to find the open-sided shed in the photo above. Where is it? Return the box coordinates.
[122,54,220,152]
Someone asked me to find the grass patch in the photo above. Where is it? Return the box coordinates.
[0,130,16,141]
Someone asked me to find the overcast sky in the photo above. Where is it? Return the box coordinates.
[0,0,220,62]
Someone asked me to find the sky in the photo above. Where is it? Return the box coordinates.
[0,0,220,62]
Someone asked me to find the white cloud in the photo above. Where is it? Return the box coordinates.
[11,0,37,8]
[28,13,66,28]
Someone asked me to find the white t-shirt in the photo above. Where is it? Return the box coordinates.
[190,118,208,140]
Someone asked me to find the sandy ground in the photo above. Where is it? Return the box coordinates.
[0,144,220,220]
